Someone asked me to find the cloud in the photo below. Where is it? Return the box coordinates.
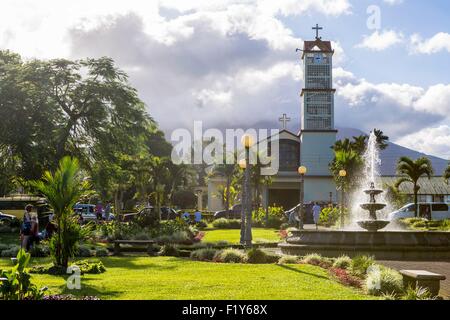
[356,30,403,51]
[396,125,450,160]
[334,73,449,151]
[409,32,450,54]
[383,0,404,5]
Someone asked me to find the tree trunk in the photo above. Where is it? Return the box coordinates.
[225,177,231,219]
[414,183,418,218]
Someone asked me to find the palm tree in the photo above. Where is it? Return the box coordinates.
[212,163,237,218]
[395,156,434,217]
[373,128,389,150]
[29,157,89,268]
[444,163,450,183]
[330,149,364,192]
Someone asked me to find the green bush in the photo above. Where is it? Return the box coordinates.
[366,266,403,296]
[212,218,241,229]
[301,253,333,268]
[77,245,94,257]
[278,255,300,264]
[252,206,285,228]
[0,243,9,253]
[30,259,106,275]
[29,245,50,257]
[402,286,435,300]
[1,245,20,258]
[246,248,268,264]
[190,248,218,261]
[0,249,48,300]
[350,255,375,277]
[319,207,340,227]
[95,247,109,257]
[213,249,247,263]
[333,255,352,269]
[158,244,180,257]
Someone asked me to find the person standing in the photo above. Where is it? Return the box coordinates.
[312,202,321,230]
[104,202,111,220]
[95,202,103,220]
[20,204,33,249]
[194,209,202,223]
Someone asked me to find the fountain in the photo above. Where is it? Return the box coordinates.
[278,131,450,260]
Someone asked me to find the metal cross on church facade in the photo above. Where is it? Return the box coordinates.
[278,113,291,129]
[312,24,323,40]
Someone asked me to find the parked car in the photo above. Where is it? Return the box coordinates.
[74,204,97,221]
[213,204,242,219]
[122,206,179,222]
[388,202,450,220]
[0,211,17,223]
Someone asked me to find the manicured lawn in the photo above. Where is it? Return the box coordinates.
[202,228,280,244]
[0,256,371,300]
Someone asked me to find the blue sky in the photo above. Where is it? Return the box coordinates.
[0,0,449,159]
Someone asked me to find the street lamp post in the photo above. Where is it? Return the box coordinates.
[339,169,347,229]
[298,166,307,230]
[241,134,254,247]
[238,158,247,245]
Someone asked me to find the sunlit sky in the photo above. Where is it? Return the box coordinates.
[1,0,449,159]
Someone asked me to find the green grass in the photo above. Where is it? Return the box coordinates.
[202,228,280,244]
[399,218,450,231]
[0,256,371,300]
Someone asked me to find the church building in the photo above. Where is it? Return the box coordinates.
[208,25,339,211]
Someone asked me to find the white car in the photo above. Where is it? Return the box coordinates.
[388,202,450,220]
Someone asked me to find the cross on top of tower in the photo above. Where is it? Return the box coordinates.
[312,24,323,40]
[278,113,291,130]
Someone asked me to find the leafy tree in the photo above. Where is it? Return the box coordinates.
[29,157,90,268]
[444,163,450,183]
[211,161,237,217]
[330,149,364,195]
[395,157,434,217]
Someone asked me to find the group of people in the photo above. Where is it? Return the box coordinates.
[181,210,202,224]
[288,202,323,230]
[94,201,112,220]
[19,204,56,251]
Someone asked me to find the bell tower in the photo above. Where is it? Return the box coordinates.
[299,24,337,177]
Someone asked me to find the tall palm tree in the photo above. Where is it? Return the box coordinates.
[330,149,364,192]
[373,128,389,150]
[395,156,434,217]
[212,163,237,217]
[29,157,89,268]
[444,163,450,183]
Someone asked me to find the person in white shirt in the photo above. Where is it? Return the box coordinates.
[312,202,321,230]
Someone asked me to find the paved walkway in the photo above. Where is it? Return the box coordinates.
[378,260,450,299]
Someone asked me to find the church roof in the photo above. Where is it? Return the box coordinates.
[380,177,450,195]
[303,39,333,54]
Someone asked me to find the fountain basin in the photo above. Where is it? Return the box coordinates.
[363,188,383,195]
[357,220,390,232]
[279,229,450,260]
[359,203,386,211]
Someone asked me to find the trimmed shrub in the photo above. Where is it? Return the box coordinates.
[278,255,300,264]
[212,218,241,229]
[333,255,352,269]
[158,244,180,257]
[0,245,20,257]
[77,245,94,257]
[0,243,10,253]
[266,253,281,263]
[29,245,50,257]
[95,247,109,257]
[350,255,374,277]
[213,249,247,263]
[246,248,268,264]
[30,260,106,275]
[301,253,333,268]
[365,266,403,296]
[190,248,218,261]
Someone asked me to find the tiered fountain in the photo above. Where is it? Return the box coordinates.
[279,132,450,260]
